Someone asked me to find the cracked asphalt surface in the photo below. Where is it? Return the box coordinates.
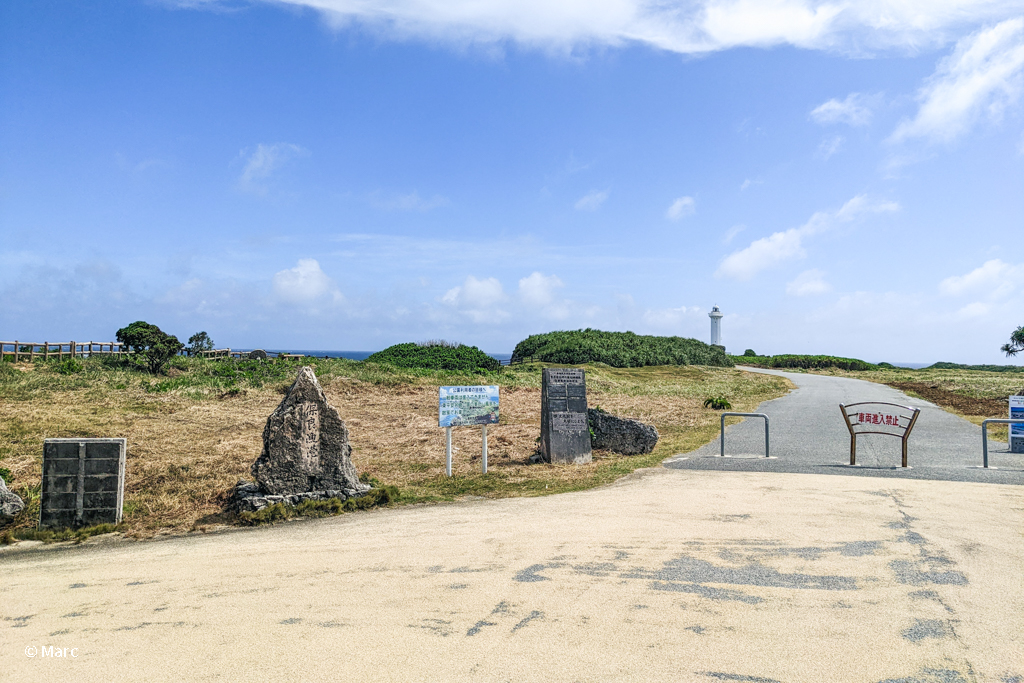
[665,367,1024,484]
[3,467,1021,681]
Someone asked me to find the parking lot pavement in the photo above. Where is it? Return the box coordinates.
[3,467,1021,682]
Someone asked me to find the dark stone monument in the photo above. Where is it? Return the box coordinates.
[248,349,268,360]
[587,408,659,455]
[0,476,25,523]
[540,368,592,464]
[40,438,126,529]
[251,366,368,496]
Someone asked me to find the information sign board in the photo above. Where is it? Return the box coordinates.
[1011,395,1024,453]
[439,386,499,427]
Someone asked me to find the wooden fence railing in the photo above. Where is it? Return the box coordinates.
[0,341,127,362]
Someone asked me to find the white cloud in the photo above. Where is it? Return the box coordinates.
[665,196,696,220]
[517,271,564,307]
[442,275,509,322]
[270,0,1024,56]
[740,178,762,191]
[575,189,609,211]
[272,258,343,304]
[891,18,1024,144]
[810,92,875,126]
[786,269,832,295]
[238,143,308,193]
[723,225,745,244]
[716,195,899,280]
[939,258,1022,298]
[816,135,844,158]
[372,190,450,211]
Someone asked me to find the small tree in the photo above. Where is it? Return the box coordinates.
[743,349,757,357]
[1002,325,1024,357]
[116,321,184,374]
[187,331,215,356]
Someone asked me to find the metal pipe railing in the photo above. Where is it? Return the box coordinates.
[719,412,770,458]
[981,418,1024,468]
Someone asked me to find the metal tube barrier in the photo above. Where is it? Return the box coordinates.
[981,419,1024,468]
[719,413,770,458]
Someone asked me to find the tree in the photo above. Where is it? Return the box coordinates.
[1002,325,1024,357]
[187,331,215,356]
[116,321,184,374]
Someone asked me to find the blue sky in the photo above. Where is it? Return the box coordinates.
[1,1,1023,363]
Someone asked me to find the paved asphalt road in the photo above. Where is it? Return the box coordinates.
[2,469,1022,682]
[2,369,1021,681]
[666,367,1024,485]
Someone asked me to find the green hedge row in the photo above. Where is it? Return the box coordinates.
[511,329,733,368]
[367,343,500,372]
[736,354,877,371]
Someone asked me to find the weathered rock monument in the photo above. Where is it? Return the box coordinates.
[540,367,592,464]
[587,408,659,455]
[39,438,126,529]
[0,475,25,524]
[241,366,368,511]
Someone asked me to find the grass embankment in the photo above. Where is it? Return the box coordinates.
[0,356,789,539]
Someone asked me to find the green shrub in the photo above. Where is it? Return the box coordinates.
[703,396,732,410]
[765,354,876,371]
[511,329,732,368]
[56,357,84,375]
[116,321,184,374]
[743,349,757,357]
[368,343,499,372]
[0,466,12,483]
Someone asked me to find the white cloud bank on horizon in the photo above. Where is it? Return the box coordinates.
[716,195,900,281]
[891,17,1024,144]
[260,0,1023,55]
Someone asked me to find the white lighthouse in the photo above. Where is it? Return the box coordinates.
[709,305,724,350]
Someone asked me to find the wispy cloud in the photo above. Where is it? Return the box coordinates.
[939,258,1022,299]
[786,269,832,296]
[238,142,308,193]
[575,189,608,211]
[371,190,450,211]
[267,0,1023,56]
[816,135,844,159]
[665,195,696,220]
[890,18,1024,144]
[740,178,762,191]
[810,92,875,126]
[716,195,899,280]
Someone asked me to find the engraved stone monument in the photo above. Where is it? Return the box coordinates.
[540,368,592,464]
[40,438,126,529]
[251,366,366,495]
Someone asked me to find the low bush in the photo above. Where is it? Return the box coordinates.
[56,357,84,375]
[735,354,876,371]
[367,343,499,372]
[237,486,400,526]
[511,329,732,368]
[703,396,733,410]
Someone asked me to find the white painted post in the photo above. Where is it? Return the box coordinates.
[481,424,488,474]
[446,427,453,477]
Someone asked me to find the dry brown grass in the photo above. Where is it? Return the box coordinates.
[0,360,790,538]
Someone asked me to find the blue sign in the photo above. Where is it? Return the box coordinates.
[439,386,499,427]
